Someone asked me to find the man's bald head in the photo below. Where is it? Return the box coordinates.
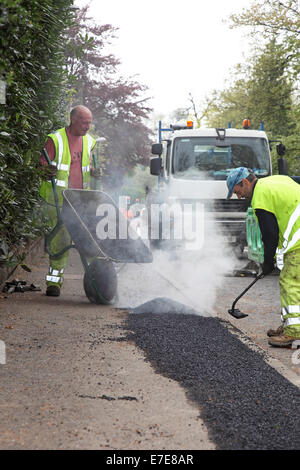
[69,105,92,136]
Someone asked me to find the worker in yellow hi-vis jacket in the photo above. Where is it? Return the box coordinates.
[226,167,300,348]
[39,105,100,297]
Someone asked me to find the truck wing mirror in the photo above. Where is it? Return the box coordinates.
[150,157,162,176]
[151,143,163,155]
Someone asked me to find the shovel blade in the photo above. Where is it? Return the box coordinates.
[228,308,248,319]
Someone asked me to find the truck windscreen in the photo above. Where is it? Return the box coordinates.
[172,137,270,180]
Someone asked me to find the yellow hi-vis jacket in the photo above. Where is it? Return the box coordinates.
[251,175,300,256]
[40,127,96,206]
[252,176,300,329]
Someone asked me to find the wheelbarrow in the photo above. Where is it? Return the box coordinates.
[43,149,153,304]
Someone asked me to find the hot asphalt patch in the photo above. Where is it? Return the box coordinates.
[125,308,300,450]
[129,297,207,316]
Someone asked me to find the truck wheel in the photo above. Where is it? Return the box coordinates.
[83,258,117,304]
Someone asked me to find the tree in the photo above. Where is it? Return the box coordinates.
[205,39,296,133]
[247,39,295,136]
[64,6,153,192]
[0,0,75,262]
[229,1,300,40]
[228,1,300,173]
[229,0,300,78]
[201,77,251,129]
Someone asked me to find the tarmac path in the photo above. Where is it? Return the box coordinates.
[0,248,299,450]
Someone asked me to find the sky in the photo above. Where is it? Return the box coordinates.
[74,0,253,118]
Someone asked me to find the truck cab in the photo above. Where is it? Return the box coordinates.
[149,121,273,254]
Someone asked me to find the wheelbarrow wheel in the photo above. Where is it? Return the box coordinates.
[83,258,117,304]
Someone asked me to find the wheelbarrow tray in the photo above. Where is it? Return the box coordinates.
[61,189,153,263]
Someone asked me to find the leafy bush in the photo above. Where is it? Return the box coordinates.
[0,0,74,264]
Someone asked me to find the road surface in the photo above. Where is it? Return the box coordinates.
[0,248,299,450]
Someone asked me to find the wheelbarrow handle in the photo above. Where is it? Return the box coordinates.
[92,153,101,191]
[42,147,61,222]
[42,147,66,259]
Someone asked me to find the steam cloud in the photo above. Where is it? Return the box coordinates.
[116,198,240,316]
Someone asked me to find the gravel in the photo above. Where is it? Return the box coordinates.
[125,302,300,450]
[129,297,208,316]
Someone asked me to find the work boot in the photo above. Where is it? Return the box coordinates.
[267,324,284,337]
[268,333,300,348]
[46,285,60,297]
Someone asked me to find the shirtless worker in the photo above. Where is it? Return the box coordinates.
[39,105,100,297]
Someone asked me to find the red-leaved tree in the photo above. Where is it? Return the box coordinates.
[64,5,153,190]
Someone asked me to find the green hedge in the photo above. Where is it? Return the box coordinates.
[0,0,74,264]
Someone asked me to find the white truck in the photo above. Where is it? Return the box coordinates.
[149,120,288,255]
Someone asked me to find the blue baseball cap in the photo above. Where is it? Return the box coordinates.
[226,167,251,199]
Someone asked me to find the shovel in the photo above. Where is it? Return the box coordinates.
[228,272,264,319]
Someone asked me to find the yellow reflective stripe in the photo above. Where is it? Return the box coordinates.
[285,305,300,314]
[49,161,68,171]
[279,204,300,253]
[86,134,94,154]
[46,275,61,283]
[281,305,300,322]
[55,131,64,168]
[55,179,66,188]
[282,229,300,254]
[275,251,284,270]
[282,204,300,247]
[284,318,300,326]
[82,165,90,173]
[49,268,64,275]
[57,163,69,171]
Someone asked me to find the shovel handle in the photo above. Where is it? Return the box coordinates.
[231,272,264,311]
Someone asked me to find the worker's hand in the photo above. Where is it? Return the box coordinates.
[261,262,274,276]
[38,164,57,180]
[91,167,102,179]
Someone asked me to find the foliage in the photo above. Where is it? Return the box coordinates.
[229,0,300,86]
[229,0,300,47]
[206,40,296,133]
[64,6,154,192]
[0,1,154,265]
[0,0,75,262]
[229,1,300,175]
[202,0,300,176]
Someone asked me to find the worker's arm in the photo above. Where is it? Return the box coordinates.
[255,208,279,274]
[38,138,57,179]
